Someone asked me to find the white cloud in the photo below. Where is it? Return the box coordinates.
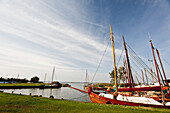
[0,0,114,82]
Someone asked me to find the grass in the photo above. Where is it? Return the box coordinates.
[0,83,50,86]
[0,92,169,113]
[93,83,113,87]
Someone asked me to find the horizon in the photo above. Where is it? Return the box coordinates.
[0,0,170,83]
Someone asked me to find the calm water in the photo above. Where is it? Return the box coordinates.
[0,82,91,102]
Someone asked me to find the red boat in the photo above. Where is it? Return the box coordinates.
[69,24,170,109]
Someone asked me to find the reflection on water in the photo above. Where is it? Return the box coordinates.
[1,82,91,102]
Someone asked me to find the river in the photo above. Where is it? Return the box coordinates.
[0,82,91,102]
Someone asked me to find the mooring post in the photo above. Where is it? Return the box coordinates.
[49,95,54,99]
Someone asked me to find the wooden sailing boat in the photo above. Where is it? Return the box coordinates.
[40,66,62,89]
[88,25,169,108]
[69,25,170,109]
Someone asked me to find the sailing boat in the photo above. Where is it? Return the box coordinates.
[39,66,62,89]
[69,25,170,109]
[89,25,170,108]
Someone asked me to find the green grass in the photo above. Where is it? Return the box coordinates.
[0,83,50,86]
[0,92,169,113]
[93,83,113,87]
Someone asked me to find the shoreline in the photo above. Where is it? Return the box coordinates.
[0,92,169,113]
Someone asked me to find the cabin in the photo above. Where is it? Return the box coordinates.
[51,81,62,87]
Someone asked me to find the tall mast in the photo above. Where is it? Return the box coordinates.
[17,73,19,79]
[156,49,169,87]
[150,68,154,85]
[150,40,161,87]
[135,71,140,85]
[51,66,55,84]
[109,24,118,93]
[144,68,148,85]
[86,69,88,83]
[141,69,145,85]
[50,66,55,97]
[44,73,47,83]
[122,35,134,88]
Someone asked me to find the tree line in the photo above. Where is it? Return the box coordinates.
[0,76,40,83]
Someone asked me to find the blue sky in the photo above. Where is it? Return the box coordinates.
[0,0,169,83]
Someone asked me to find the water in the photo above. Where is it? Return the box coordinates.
[0,82,91,102]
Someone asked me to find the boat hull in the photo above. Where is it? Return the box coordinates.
[89,92,170,109]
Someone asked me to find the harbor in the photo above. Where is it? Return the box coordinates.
[0,82,90,102]
[0,0,170,112]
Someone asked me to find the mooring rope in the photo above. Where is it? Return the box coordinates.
[91,38,110,83]
[69,94,88,100]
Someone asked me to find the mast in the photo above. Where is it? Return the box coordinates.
[44,73,47,83]
[50,66,55,97]
[150,40,161,87]
[156,49,169,87]
[109,24,118,93]
[17,73,19,79]
[141,69,145,85]
[125,59,128,87]
[144,68,148,85]
[122,35,134,88]
[135,71,140,85]
[85,69,87,83]
[150,68,154,85]
[51,66,55,84]
[122,66,125,87]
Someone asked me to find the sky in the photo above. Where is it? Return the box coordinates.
[0,0,170,83]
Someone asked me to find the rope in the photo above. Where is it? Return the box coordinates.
[128,51,157,83]
[116,48,124,66]
[157,64,165,86]
[162,57,170,66]
[69,94,88,100]
[126,45,158,82]
[91,38,110,83]
[115,36,158,84]
[127,44,151,71]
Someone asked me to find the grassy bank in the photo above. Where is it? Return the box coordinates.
[0,92,169,113]
[0,83,50,86]
[93,83,113,88]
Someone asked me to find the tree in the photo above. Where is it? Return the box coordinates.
[109,66,126,86]
[30,76,39,83]
[117,67,126,84]
[109,69,117,85]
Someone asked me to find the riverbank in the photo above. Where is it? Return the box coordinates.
[0,83,69,89]
[0,92,169,113]
[0,83,46,86]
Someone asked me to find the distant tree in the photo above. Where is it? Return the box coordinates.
[109,67,126,86]
[21,78,29,83]
[117,67,126,84]
[30,76,39,83]
[109,69,117,85]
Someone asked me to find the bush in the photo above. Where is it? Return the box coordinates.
[30,76,39,83]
